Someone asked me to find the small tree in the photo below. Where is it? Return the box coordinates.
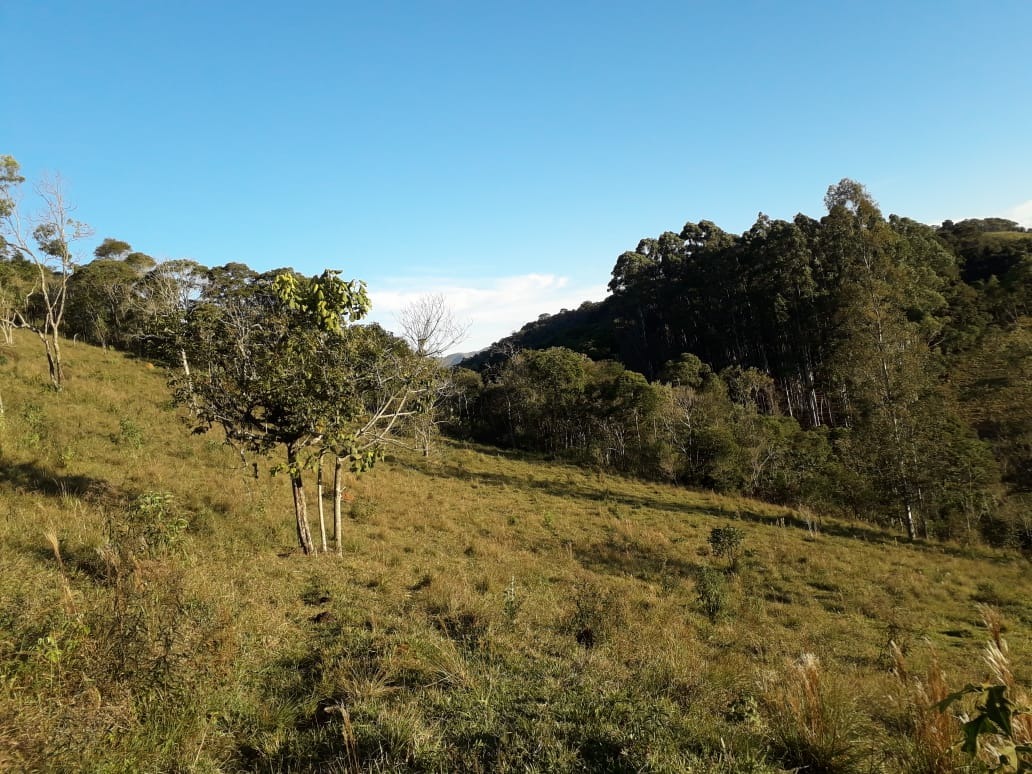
[0,156,93,390]
[708,525,744,570]
[171,269,371,555]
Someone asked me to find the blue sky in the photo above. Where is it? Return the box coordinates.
[4,1,1031,350]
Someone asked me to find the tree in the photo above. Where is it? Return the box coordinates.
[172,269,439,556]
[172,269,372,555]
[0,156,93,390]
[820,179,994,539]
[396,293,469,455]
[65,244,149,348]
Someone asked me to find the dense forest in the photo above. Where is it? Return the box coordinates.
[3,159,1029,549]
[454,181,1031,547]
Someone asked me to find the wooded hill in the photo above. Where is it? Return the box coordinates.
[454,182,1031,548]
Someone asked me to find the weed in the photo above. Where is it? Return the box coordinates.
[696,567,729,622]
[19,401,49,449]
[117,416,143,451]
[935,607,1032,772]
[106,491,188,559]
[349,497,377,522]
[889,642,963,773]
[502,576,520,622]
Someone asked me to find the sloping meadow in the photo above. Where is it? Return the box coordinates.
[1,332,1030,772]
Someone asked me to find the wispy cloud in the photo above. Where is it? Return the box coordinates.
[367,273,609,353]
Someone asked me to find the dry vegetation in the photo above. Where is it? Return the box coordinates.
[1,331,1030,772]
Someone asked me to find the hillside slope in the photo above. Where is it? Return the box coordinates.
[2,332,1030,772]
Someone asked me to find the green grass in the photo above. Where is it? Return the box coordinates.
[2,330,1031,772]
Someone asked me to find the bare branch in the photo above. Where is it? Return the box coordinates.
[396,293,470,358]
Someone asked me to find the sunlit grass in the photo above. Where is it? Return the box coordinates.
[1,330,1030,771]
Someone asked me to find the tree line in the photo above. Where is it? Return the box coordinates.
[454,181,1030,547]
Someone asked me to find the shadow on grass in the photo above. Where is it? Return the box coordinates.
[0,457,111,499]
[572,536,703,582]
[425,461,731,519]
[419,454,992,560]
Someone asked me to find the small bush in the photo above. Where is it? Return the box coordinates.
[118,416,143,450]
[107,491,188,560]
[696,567,729,622]
[709,526,745,570]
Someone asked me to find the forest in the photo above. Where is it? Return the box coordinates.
[454,181,1031,548]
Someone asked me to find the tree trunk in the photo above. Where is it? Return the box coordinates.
[287,445,315,555]
[317,457,328,553]
[333,456,343,557]
[40,334,63,391]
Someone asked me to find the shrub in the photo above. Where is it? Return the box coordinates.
[696,567,729,622]
[709,526,745,570]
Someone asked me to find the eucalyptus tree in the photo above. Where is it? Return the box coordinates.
[0,155,92,390]
[819,179,996,538]
[65,240,155,348]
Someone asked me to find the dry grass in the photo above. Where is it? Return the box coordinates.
[1,329,1031,771]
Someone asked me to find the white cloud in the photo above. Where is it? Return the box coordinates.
[367,273,609,354]
[1003,199,1032,228]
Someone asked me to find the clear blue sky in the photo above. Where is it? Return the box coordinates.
[4,1,1031,349]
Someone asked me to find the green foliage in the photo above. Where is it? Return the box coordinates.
[708,526,744,570]
[271,269,371,334]
[502,576,521,622]
[117,416,143,450]
[936,683,1032,771]
[19,401,49,449]
[695,567,729,622]
[108,491,188,558]
[452,180,1027,539]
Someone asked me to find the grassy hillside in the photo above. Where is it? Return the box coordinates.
[2,332,1031,772]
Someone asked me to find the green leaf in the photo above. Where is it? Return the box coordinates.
[984,684,1015,737]
[962,713,994,756]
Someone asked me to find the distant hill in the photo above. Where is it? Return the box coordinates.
[440,350,480,367]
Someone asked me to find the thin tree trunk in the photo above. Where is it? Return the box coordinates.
[317,456,328,553]
[333,456,343,556]
[287,445,315,555]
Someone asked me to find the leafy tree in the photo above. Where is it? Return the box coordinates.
[65,244,152,348]
[821,180,995,538]
[171,269,372,555]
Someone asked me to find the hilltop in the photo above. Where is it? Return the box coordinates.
[1,331,1031,772]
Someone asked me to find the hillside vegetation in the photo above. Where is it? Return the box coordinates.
[2,332,1031,772]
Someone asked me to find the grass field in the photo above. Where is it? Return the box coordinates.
[1,332,1030,772]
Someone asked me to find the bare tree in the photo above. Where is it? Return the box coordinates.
[396,293,469,357]
[396,293,469,455]
[1,156,93,390]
